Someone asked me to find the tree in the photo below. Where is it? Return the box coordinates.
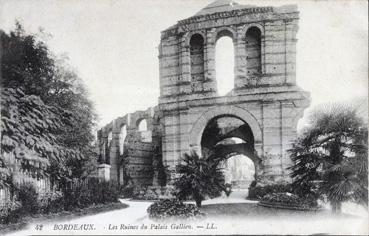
[174,151,225,207]
[289,103,368,213]
[0,23,97,188]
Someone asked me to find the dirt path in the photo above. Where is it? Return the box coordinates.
[5,193,368,235]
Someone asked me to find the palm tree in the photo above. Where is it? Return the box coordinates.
[289,103,368,213]
[174,151,225,207]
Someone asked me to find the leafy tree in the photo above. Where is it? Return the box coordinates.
[1,23,54,98]
[174,151,225,207]
[289,103,368,213]
[0,23,97,188]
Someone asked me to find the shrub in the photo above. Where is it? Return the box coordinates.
[261,192,318,209]
[119,185,135,198]
[225,183,232,197]
[174,152,225,207]
[147,199,204,220]
[39,191,64,214]
[135,187,159,200]
[62,178,119,210]
[0,201,22,224]
[18,184,39,215]
[248,184,292,200]
[99,180,119,203]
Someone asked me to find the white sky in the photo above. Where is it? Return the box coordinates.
[1,0,368,129]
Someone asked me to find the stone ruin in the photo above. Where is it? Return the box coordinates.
[97,0,310,190]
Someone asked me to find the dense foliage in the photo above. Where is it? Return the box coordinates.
[0,178,119,225]
[17,184,40,214]
[174,151,225,207]
[261,192,318,209]
[289,104,368,213]
[0,23,97,187]
[147,199,204,220]
[248,184,292,200]
[62,178,119,210]
[0,201,21,224]
[1,88,82,180]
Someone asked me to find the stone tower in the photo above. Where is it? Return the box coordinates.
[158,0,310,183]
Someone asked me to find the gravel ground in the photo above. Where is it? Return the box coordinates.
[4,192,368,235]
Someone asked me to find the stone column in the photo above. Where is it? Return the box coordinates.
[180,36,191,82]
[235,25,247,88]
[204,28,217,93]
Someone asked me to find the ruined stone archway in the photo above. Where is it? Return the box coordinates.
[98,1,310,185]
[197,113,263,182]
[189,105,262,156]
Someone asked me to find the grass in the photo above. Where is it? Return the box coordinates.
[0,202,128,234]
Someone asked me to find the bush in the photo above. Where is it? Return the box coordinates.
[0,201,22,224]
[62,178,118,210]
[174,152,225,207]
[132,186,173,200]
[147,199,204,220]
[134,188,159,201]
[39,191,64,214]
[18,184,40,215]
[248,184,292,200]
[119,185,135,198]
[261,192,318,209]
[225,183,232,197]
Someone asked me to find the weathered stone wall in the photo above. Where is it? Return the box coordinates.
[158,5,300,103]
[98,2,310,186]
[97,107,162,186]
[158,4,310,184]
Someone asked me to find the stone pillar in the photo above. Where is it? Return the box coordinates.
[108,126,120,182]
[205,29,217,92]
[98,164,111,181]
[235,25,247,88]
[180,38,191,82]
[261,102,285,183]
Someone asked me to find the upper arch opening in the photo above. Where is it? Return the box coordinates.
[245,26,262,75]
[190,33,205,92]
[137,119,148,131]
[215,32,235,96]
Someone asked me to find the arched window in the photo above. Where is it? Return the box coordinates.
[119,125,127,155]
[138,119,147,132]
[215,33,234,96]
[190,34,205,91]
[246,27,262,75]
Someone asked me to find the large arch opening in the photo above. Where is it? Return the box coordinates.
[200,115,260,197]
[215,31,235,96]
